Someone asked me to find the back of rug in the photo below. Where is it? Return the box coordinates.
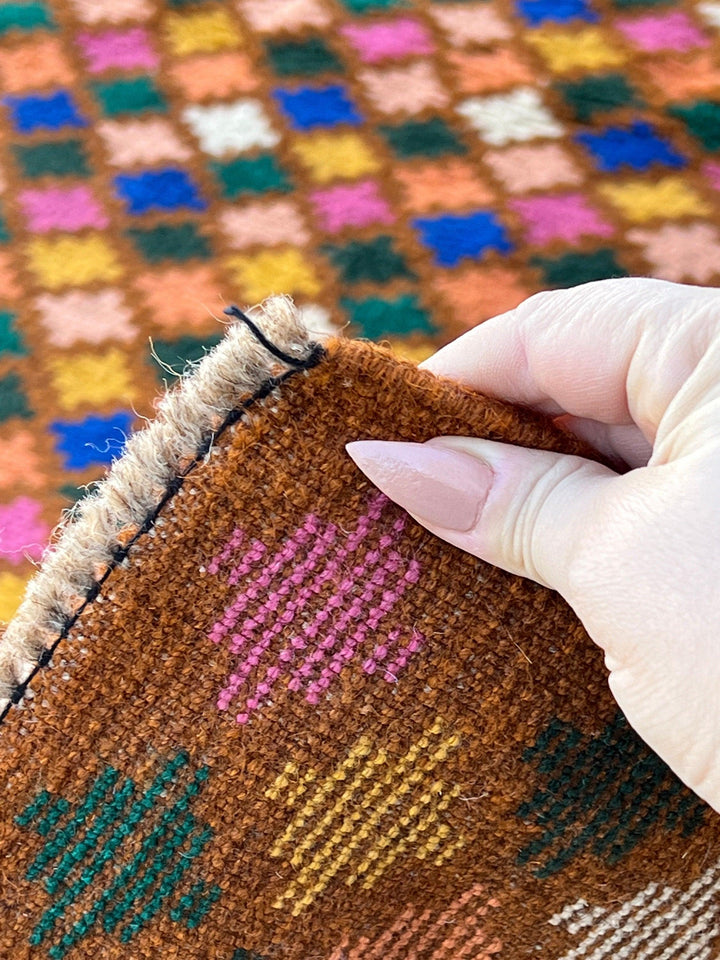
[0,302,718,960]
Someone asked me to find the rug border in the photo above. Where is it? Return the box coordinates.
[0,295,323,718]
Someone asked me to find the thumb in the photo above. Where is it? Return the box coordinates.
[345,437,618,595]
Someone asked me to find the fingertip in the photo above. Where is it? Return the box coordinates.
[418,307,519,376]
[345,438,493,533]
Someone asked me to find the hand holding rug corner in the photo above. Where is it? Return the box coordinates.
[2,294,720,959]
[348,277,720,814]
[3,0,720,953]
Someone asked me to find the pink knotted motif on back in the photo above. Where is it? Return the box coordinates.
[206,493,424,724]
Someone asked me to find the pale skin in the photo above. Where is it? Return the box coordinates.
[347,277,720,813]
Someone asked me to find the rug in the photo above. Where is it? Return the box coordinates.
[2,0,720,621]
[1,297,718,960]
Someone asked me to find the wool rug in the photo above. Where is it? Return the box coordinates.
[0,297,718,959]
[2,0,720,620]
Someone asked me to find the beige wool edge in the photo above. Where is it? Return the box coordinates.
[0,295,316,713]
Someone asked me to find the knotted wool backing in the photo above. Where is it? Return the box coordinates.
[0,297,717,960]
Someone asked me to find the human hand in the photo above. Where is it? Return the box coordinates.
[346,278,720,812]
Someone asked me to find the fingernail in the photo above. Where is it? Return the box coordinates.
[345,440,493,531]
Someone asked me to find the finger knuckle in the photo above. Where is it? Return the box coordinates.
[512,458,590,586]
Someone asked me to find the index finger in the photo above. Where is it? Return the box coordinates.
[420,278,720,442]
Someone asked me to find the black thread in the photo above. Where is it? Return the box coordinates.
[164,476,184,498]
[1,337,325,724]
[223,304,324,369]
[84,582,101,604]
[111,546,128,564]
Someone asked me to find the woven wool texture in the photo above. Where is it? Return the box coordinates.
[1,302,719,959]
[4,0,720,624]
